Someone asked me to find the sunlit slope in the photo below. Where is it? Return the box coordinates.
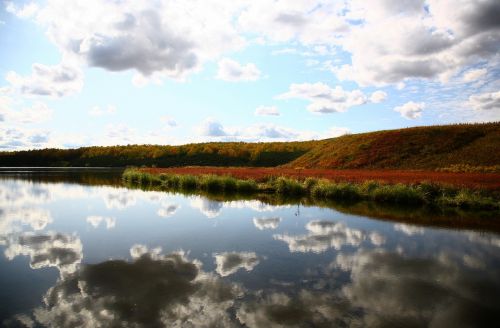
[286,122,500,170]
[0,123,498,169]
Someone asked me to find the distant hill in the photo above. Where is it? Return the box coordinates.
[0,122,498,170]
[0,141,316,167]
[286,122,500,170]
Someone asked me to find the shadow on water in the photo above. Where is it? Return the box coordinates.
[0,167,124,187]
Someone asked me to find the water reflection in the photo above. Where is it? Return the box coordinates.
[86,216,116,229]
[157,202,180,218]
[0,172,499,327]
[31,247,242,328]
[274,220,384,253]
[253,217,282,230]
[3,232,82,278]
[214,252,260,277]
[332,248,500,327]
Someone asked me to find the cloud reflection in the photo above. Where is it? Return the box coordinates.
[29,246,243,327]
[2,232,82,277]
[253,217,281,230]
[274,220,384,253]
[214,252,260,277]
[86,216,116,229]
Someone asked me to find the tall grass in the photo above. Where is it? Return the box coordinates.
[122,169,499,210]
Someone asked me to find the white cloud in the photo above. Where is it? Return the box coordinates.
[0,126,50,150]
[468,90,500,111]
[214,251,260,276]
[333,0,500,86]
[0,98,52,124]
[370,90,388,103]
[277,82,367,113]
[394,101,425,119]
[161,116,178,127]
[32,0,246,83]
[197,118,228,137]
[462,68,487,82]
[255,106,280,116]
[89,105,116,117]
[6,63,83,98]
[216,58,261,82]
[6,1,39,18]
[238,1,349,45]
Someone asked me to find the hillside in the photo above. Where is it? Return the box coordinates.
[286,122,500,170]
[0,123,498,170]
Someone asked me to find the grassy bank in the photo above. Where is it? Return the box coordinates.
[122,169,500,211]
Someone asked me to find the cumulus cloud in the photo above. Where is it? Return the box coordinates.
[86,215,116,229]
[5,1,39,18]
[0,98,52,124]
[6,63,83,98]
[197,118,228,137]
[468,90,500,111]
[394,101,425,119]
[274,220,384,253]
[88,105,116,117]
[238,1,349,44]
[277,83,369,113]
[333,0,500,86]
[253,217,281,230]
[195,118,350,142]
[0,126,50,150]
[30,0,246,83]
[369,90,388,103]
[216,58,261,82]
[214,251,260,276]
[255,106,280,116]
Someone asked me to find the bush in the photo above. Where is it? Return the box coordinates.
[273,177,306,195]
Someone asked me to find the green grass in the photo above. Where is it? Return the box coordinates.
[122,169,500,211]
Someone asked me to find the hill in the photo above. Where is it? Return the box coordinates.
[286,122,500,170]
[0,122,498,170]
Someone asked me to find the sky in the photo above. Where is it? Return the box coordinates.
[0,0,499,150]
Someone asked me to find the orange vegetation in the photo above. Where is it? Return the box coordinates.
[140,167,500,190]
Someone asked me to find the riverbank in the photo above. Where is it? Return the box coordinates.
[123,169,500,211]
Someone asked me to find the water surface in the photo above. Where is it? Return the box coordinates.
[1,169,499,327]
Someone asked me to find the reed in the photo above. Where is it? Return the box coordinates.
[122,169,499,210]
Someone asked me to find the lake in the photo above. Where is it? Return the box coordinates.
[1,169,499,327]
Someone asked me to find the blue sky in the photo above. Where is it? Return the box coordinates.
[0,0,499,150]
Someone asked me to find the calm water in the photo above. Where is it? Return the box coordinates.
[1,169,499,327]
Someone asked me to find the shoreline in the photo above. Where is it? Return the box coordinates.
[123,169,500,212]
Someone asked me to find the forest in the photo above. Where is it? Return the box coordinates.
[0,122,498,171]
